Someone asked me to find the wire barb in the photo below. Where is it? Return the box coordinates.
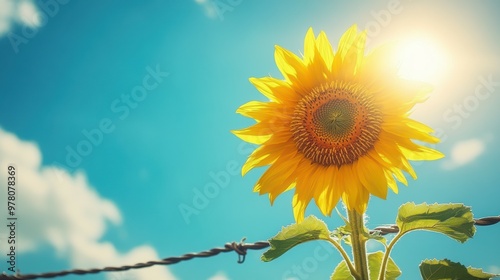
[229,238,248,263]
[1,216,498,280]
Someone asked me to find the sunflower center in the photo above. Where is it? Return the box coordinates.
[290,82,382,166]
[315,99,356,139]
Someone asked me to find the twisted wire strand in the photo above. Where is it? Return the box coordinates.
[369,215,500,235]
[1,216,498,280]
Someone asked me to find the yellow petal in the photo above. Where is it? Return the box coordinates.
[231,123,273,144]
[242,140,294,175]
[254,150,300,195]
[236,100,292,121]
[384,169,399,194]
[274,45,307,86]
[354,188,369,214]
[357,42,399,86]
[383,118,440,144]
[368,149,408,186]
[399,140,445,161]
[303,27,316,65]
[375,79,433,114]
[339,164,364,211]
[374,132,417,179]
[292,164,319,222]
[314,166,342,216]
[337,25,359,60]
[340,31,367,79]
[315,31,334,71]
[249,77,300,103]
[356,156,388,199]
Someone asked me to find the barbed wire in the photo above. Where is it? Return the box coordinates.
[1,216,498,280]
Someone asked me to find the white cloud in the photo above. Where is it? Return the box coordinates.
[207,271,230,280]
[0,128,176,280]
[442,138,485,170]
[18,1,41,27]
[0,0,41,37]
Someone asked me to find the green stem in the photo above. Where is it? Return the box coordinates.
[348,209,369,280]
[378,232,404,280]
[327,236,360,279]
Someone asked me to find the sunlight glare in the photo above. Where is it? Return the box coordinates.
[397,39,448,83]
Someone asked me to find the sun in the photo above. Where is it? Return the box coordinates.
[397,39,448,83]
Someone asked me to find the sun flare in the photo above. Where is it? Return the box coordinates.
[397,39,447,83]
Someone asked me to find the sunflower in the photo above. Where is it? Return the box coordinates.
[232,25,444,222]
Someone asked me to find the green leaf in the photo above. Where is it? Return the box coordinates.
[369,251,401,280]
[261,215,330,262]
[420,259,496,280]
[331,225,351,245]
[368,230,387,246]
[331,251,401,280]
[397,203,475,243]
[331,260,354,280]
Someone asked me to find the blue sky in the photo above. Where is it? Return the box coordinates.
[0,0,499,279]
